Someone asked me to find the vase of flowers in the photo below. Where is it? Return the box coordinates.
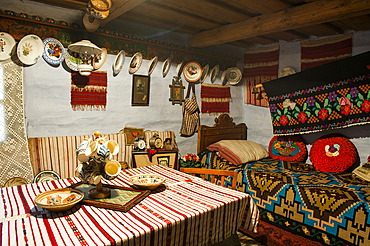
[179,153,200,168]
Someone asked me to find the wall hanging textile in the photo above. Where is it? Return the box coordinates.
[0,10,238,70]
[0,59,34,186]
[180,83,200,137]
[263,51,370,136]
[200,83,231,114]
[301,33,353,71]
[243,45,279,107]
[71,70,107,111]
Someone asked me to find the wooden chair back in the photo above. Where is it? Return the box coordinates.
[180,168,237,190]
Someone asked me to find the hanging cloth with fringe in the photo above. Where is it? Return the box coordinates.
[180,83,200,137]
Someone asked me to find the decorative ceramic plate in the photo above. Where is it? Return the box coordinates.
[227,67,242,85]
[34,188,84,212]
[162,57,171,78]
[199,64,209,83]
[42,38,65,65]
[3,177,28,187]
[210,65,220,83]
[33,170,61,183]
[278,67,296,78]
[148,56,158,75]
[113,50,125,75]
[221,68,229,86]
[17,34,43,65]
[183,61,202,82]
[129,52,142,74]
[129,174,165,190]
[0,32,16,61]
[93,47,107,69]
[176,61,184,77]
[65,50,82,71]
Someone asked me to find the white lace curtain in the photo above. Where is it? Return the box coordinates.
[0,59,33,186]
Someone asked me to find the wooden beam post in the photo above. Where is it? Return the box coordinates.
[188,0,370,47]
[100,0,146,26]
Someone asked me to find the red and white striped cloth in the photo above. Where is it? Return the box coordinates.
[0,165,259,246]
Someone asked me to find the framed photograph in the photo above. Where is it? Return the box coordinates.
[152,150,179,170]
[169,76,185,105]
[132,74,150,106]
[132,151,152,168]
[71,182,150,212]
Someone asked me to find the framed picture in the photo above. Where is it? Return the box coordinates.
[169,76,185,105]
[132,151,152,168]
[152,150,179,170]
[132,74,150,106]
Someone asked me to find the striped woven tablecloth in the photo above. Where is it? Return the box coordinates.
[0,165,259,246]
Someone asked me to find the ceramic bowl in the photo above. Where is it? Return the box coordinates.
[34,188,84,212]
[129,174,165,190]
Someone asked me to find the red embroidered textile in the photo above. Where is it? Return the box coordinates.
[200,83,231,114]
[244,45,279,107]
[71,71,107,111]
[301,33,352,71]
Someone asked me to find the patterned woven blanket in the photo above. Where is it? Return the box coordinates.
[263,51,370,135]
[199,150,370,246]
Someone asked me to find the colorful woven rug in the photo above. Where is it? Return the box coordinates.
[200,83,231,114]
[71,71,107,111]
[263,51,370,135]
[244,45,279,107]
[301,33,353,71]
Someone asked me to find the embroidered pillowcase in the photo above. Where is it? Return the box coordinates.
[268,135,308,162]
[309,134,357,172]
[207,140,269,166]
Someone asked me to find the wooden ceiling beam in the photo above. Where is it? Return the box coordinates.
[100,0,147,26]
[188,0,370,47]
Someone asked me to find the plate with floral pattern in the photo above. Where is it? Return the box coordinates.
[3,177,28,187]
[148,56,158,75]
[33,170,61,183]
[129,52,142,74]
[17,34,43,65]
[42,38,65,65]
[209,65,219,83]
[162,57,171,78]
[65,49,83,71]
[227,67,242,85]
[113,50,125,75]
[0,32,16,61]
[93,47,107,70]
[183,61,202,82]
[34,188,84,212]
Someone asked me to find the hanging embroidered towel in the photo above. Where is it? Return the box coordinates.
[71,70,107,111]
[180,83,200,137]
[201,83,231,114]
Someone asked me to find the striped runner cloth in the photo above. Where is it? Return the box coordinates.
[0,165,259,246]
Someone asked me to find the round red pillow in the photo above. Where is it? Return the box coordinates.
[268,135,308,162]
[309,134,357,173]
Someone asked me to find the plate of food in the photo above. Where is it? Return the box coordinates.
[162,57,171,78]
[17,34,43,65]
[0,32,16,61]
[113,50,125,75]
[93,47,107,70]
[33,170,61,183]
[209,65,220,83]
[129,52,142,74]
[183,61,202,82]
[148,56,158,75]
[34,188,84,212]
[65,49,83,71]
[129,174,165,190]
[199,64,209,83]
[42,37,65,65]
[227,67,242,85]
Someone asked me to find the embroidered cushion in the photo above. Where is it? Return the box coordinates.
[309,134,357,173]
[207,140,269,166]
[268,135,308,162]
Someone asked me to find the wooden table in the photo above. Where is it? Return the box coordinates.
[0,165,259,245]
